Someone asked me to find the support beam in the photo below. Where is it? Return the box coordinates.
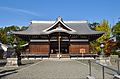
[58,36,61,59]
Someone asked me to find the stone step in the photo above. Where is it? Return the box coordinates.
[50,54,70,58]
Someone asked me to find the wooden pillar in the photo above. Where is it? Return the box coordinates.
[58,32,61,59]
[48,35,51,55]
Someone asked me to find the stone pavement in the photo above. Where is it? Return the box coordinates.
[1,59,114,79]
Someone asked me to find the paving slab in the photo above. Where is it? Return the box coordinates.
[1,59,114,79]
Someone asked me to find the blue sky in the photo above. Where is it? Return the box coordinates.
[0,0,120,27]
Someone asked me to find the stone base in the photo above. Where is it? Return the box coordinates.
[96,57,111,66]
[113,75,120,79]
[5,58,18,67]
[86,75,95,79]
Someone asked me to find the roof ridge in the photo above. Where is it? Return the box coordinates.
[64,21,88,23]
[31,20,88,24]
[31,21,55,23]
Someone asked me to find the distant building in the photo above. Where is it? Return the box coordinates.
[14,17,104,58]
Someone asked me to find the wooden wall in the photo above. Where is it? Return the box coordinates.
[69,42,89,54]
[29,42,49,54]
[29,42,89,55]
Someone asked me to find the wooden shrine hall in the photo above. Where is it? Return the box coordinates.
[14,17,104,58]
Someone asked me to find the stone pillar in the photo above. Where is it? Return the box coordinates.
[5,58,18,67]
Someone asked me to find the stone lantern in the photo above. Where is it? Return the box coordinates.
[100,40,105,57]
[96,40,111,65]
[5,38,19,67]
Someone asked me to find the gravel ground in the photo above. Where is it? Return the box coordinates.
[0,59,114,79]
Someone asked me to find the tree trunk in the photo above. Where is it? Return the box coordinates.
[17,51,21,65]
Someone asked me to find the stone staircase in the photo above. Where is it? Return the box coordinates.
[50,54,57,58]
[50,54,70,58]
[61,54,70,58]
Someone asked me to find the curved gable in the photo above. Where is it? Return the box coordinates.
[43,16,76,33]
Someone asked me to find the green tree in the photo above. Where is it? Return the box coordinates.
[90,22,99,30]
[112,21,120,48]
[20,26,28,31]
[95,19,111,42]
[0,25,28,44]
[90,19,111,55]
[0,28,7,43]
[0,25,19,44]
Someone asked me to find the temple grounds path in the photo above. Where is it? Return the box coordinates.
[1,59,114,79]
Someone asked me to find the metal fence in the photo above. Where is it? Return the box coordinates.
[88,59,120,79]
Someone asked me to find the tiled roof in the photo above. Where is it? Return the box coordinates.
[13,17,104,35]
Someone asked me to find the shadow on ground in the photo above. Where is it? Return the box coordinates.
[0,68,18,78]
[0,59,40,78]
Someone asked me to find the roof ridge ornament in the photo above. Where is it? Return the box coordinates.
[57,16,63,21]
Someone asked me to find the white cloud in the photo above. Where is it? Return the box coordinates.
[0,6,41,17]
